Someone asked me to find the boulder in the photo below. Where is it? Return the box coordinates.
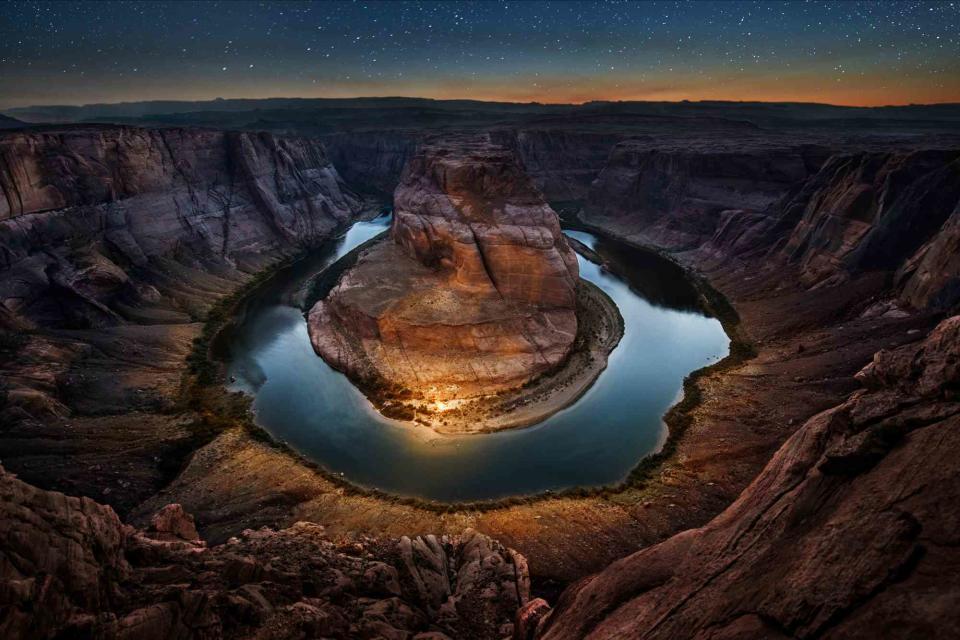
[146,504,201,544]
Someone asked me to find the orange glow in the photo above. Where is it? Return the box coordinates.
[10,70,958,111]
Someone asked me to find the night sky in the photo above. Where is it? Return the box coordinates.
[1,0,958,109]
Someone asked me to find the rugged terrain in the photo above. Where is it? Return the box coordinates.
[530,313,960,639]
[0,125,362,513]
[586,145,960,313]
[2,100,960,638]
[0,464,528,639]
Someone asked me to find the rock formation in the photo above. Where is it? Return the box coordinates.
[898,196,960,310]
[532,314,960,639]
[0,126,361,328]
[0,464,528,640]
[779,150,960,301]
[3,103,960,639]
[585,140,960,314]
[308,135,580,404]
[490,129,624,203]
[689,149,960,312]
[0,125,361,513]
[321,131,418,196]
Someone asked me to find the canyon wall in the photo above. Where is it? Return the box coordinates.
[0,126,361,328]
[0,125,362,513]
[320,131,418,196]
[319,128,622,204]
[584,141,960,313]
[898,197,960,311]
[491,129,623,203]
[584,139,828,249]
[532,313,960,640]
[777,151,960,307]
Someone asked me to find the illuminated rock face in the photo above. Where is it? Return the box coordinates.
[308,135,579,401]
[391,137,580,308]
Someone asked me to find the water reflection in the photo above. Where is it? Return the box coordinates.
[225,215,729,502]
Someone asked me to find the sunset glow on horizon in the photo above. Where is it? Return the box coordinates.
[2,0,958,109]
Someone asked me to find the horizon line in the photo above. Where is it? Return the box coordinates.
[6,94,960,112]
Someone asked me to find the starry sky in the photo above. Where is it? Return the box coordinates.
[1,0,958,109]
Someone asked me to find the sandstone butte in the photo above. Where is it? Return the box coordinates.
[308,135,581,407]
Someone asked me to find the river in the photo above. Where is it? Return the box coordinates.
[224,213,729,502]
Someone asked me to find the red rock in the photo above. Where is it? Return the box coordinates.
[146,503,201,543]
[0,126,361,329]
[536,316,960,640]
[0,465,130,638]
[0,465,529,639]
[514,598,551,640]
[309,135,579,401]
[585,140,821,249]
[898,197,960,311]
[781,150,960,290]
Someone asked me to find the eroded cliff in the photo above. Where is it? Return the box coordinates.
[0,126,361,327]
[531,314,960,640]
[0,125,362,512]
[320,131,418,196]
[778,150,960,304]
[3,106,960,640]
[491,129,623,203]
[585,141,960,314]
[585,138,827,249]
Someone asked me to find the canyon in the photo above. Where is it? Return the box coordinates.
[1,99,960,638]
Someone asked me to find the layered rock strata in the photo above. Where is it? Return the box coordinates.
[586,144,960,313]
[490,129,624,203]
[585,139,827,249]
[0,125,361,512]
[3,109,960,640]
[0,465,528,640]
[321,130,419,196]
[779,150,960,305]
[533,314,960,639]
[0,126,361,327]
[308,136,580,407]
[697,149,960,313]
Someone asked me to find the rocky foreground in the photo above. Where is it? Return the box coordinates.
[308,135,584,422]
[0,465,529,639]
